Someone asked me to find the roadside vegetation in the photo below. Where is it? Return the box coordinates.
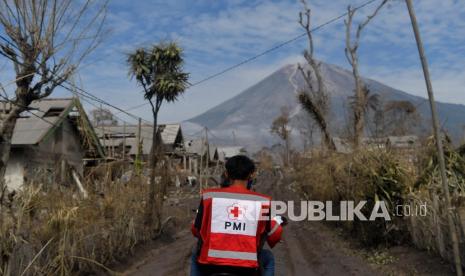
[292,138,465,266]
[0,167,175,275]
[267,0,465,270]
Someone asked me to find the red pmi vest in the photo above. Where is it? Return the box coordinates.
[197,186,271,268]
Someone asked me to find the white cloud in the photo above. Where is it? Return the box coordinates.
[177,1,302,59]
[3,0,463,125]
[80,0,465,124]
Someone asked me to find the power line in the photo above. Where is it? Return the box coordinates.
[0,62,148,143]
[120,0,382,113]
[0,94,154,147]
[0,48,152,151]
[184,128,208,139]
[0,45,153,138]
[0,35,152,126]
[76,89,148,128]
[0,95,154,156]
[206,128,230,144]
[0,94,82,137]
[0,0,382,123]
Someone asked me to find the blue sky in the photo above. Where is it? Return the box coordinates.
[1,0,465,125]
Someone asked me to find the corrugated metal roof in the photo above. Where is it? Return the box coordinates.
[158,124,181,145]
[217,146,246,161]
[0,98,74,145]
[96,123,182,155]
[184,139,207,155]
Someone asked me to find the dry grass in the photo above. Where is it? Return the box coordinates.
[0,175,159,276]
[294,149,414,246]
[294,142,465,266]
[408,140,465,265]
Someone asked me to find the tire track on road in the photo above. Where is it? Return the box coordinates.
[256,171,378,276]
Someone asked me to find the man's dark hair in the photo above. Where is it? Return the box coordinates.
[225,155,256,180]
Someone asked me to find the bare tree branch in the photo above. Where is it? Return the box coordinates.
[344,0,387,147]
[0,0,108,182]
[296,0,335,151]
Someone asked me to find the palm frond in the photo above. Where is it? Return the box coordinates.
[127,42,190,106]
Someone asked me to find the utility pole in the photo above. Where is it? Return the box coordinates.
[111,132,115,158]
[232,130,237,145]
[199,134,204,192]
[123,122,126,160]
[102,123,106,153]
[137,118,142,155]
[135,118,142,173]
[405,1,462,275]
[205,127,210,188]
[100,104,106,156]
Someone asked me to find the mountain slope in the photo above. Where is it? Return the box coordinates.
[188,62,465,150]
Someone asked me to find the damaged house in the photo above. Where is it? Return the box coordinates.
[1,98,105,190]
[95,123,185,161]
[216,146,247,162]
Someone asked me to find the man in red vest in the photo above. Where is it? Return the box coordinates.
[190,155,284,276]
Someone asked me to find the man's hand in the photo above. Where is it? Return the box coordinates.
[273,215,288,226]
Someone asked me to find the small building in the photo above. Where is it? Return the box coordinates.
[333,135,418,154]
[183,139,206,173]
[96,123,184,161]
[362,137,389,150]
[183,139,221,173]
[387,135,418,149]
[1,98,105,190]
[216,146,247,162]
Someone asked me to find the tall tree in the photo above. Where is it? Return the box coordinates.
[127,42,189,229]
[270,107,291,166]
[0,0,107,183]
[295,0,335,151]
[344,0,387,147]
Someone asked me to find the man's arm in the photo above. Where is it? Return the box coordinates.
[261,200,283,248]
[266,217,283,248]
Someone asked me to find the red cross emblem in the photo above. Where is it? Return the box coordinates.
[227,203,245,220]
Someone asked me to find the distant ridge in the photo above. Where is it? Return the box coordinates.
[187,61,465,151]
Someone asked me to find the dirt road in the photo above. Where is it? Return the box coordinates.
[121,172,454,276]
[260,172,378,275]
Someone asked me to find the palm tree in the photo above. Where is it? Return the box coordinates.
[127,42,189,229]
